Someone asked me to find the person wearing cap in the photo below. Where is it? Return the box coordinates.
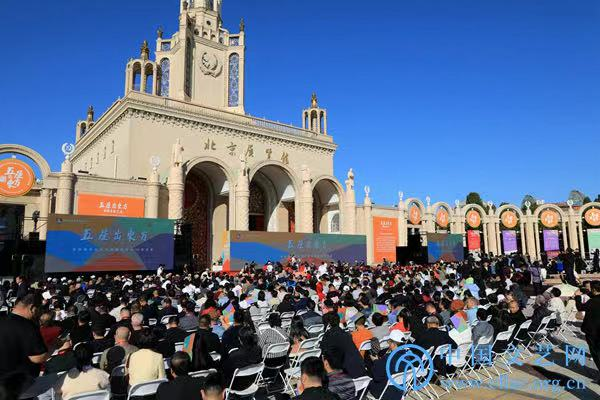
[368,329,406,400]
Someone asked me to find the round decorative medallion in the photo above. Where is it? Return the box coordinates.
[436,208,449,228]
[501,210,518,229]
[540,209,560,228]
[200,51,223,77]
[409,204,421,225]
[0,159,35,197]
[466,210,481,228]
[584,208,600,227]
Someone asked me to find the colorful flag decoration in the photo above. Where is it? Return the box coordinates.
[373,304,389,315]
[221,303,235,328]
[182,333,195,360]
[451,314,469,333]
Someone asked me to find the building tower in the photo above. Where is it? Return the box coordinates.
[302,93,327,135]
[123,0,246,113]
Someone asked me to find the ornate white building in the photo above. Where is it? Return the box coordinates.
[1,0,599,270]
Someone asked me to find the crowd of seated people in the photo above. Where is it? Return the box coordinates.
[0,252,598,399]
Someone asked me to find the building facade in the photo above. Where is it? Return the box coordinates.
[1,0,599,269]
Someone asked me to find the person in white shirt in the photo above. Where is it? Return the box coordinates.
[546,287,566,324]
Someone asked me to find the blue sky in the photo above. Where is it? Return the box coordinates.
[1,0,598,206]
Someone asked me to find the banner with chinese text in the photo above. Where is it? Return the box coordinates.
[543,229,560,252]
[502,230,518,254]
[467,230,481,251]
[45,214,174,273]
[77,193,145,218]
[373,216,398,263]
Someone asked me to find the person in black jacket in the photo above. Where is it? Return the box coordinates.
[293,357,340,400]
[224,327,262,391]
[575,281,600,383]
[156,351,204,400]
[320,312,366,378]
[192,314,223,371]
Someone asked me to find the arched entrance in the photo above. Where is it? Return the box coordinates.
[312,178,343,233]
[249,163,297,232]
[183,161,230,269]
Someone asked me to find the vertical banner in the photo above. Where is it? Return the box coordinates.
[467,230,481,251]
[543,230,560,251]
[587,229,600,253]
[373,216,398,262]
[502,230,518,254]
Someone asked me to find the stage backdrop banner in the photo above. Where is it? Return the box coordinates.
[502,230,518,254]
[77,193,145,218]
[45,214,174,273]
[225,231,366,272]
[373,216,398,263]
[587,229,600,253]
[427,233,464,263]
[467,230,481,251]
[543,230,560,251]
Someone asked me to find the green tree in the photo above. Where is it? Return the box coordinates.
[466,192,485,208]
[521,194,537,212]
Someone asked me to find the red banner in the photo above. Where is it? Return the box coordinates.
[467,230,481,251]
[373,216,398,263]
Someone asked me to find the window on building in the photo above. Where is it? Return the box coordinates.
[159,58,170,97]
[144,64,154,94]
[228,53,240,107]
[185,39,193,97]
[330,212,340,233]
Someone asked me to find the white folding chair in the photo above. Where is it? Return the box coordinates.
[160,315,177,324]
[225,363,265,400]
[174,342,184,352]
[490,330,515,376]
[257,342,290,386]
[148,318,157,326]
[353,376,372,400]
[445,342,473,390]
[190,368,217,378]
[431,344,452,393]
[209,352,221,362]
[525,315,555,350]
[306,324,324,336]
[68,390,111,400]
[280,311,295,319]
[91,352,102,366]
[127,379,167,400]
[377,370,415,400]
[511,319,533,358]
[359,340,372,352]
[283,349,321,394]
[471,335,494,380]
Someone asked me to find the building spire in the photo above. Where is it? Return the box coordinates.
[87,105,94,122]
[140,40,150,60]
[311,92,318,108]
[240,18,245,32]
[157,26,163,39]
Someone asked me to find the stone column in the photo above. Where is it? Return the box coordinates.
[487,208,498,255]
[343,169,356,234]
[534,222,541,261]
[168,139,185,221]
[39,188,51,240]
[567,205,579,251]
[167,165,185,220]
[299,165,313,233]
[146,168,160,218]
[578,221,586,256]
[56,160,74,214]
[424,196,433,242]
[235,160,249,231]
[561,220,569,250]
[519,221,526,254]
[524,208,537,260]
[398,192,407,247]
[364,187,373,265]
